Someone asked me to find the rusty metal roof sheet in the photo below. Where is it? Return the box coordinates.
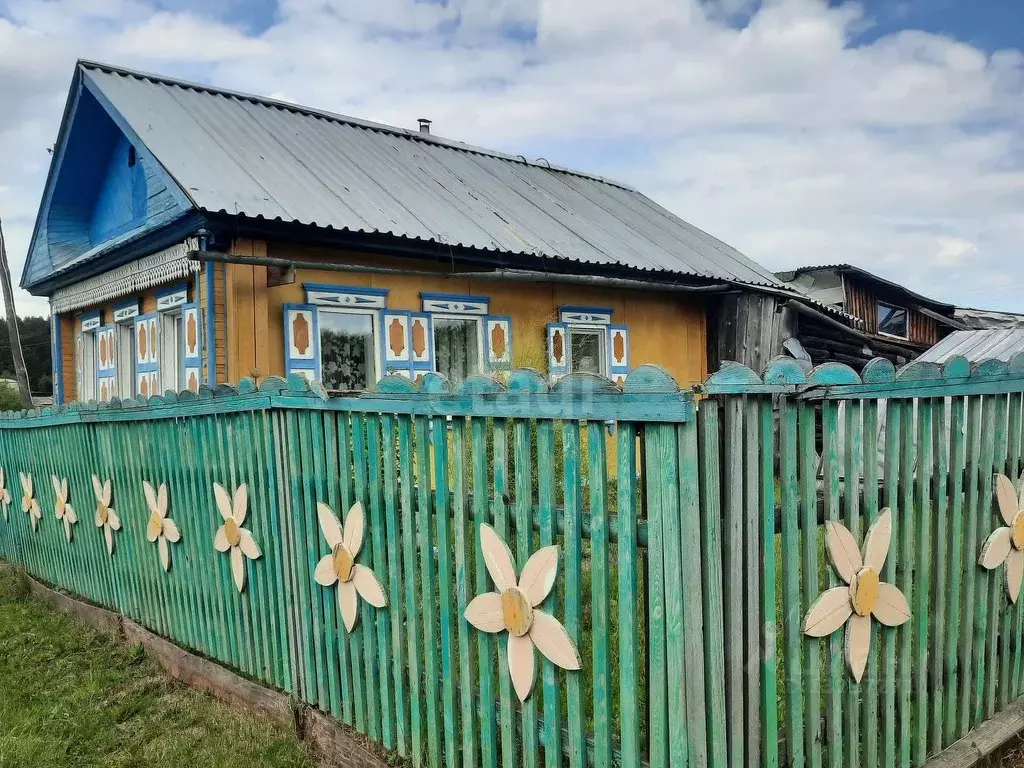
[81,61,787,290]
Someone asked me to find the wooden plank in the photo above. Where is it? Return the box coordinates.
[470,416,497,768]
[539,419,562,768]
[799,401,821,768]
[945,397,967,745]
[450,418,473,768]
[742,398,761,768]
[861,398,880,768]
[842,400,863,767]
[491,419,516,768]
[958,396,982,738]
[758,398,780,768]
[880,400,900,768]
[721,398,745,767]
[678,417,709,768]
[931,398,950,756]
[780,397,805,768]
[515,418,539,768]
[973,397,996,726]
[414,416,441,768]
[615,421,639,768]
[653,420,688,768]
[562,420,586,768]
[898,401,916,763]
[915,398,934,764]
[399,413,424,766]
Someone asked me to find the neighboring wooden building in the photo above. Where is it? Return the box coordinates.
[27,61,812,404]
[776,264,963,368]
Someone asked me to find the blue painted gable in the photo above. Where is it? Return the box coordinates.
[21,66,195,291]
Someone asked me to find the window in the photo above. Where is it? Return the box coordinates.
[78,332,96,401]
[160,311,182,392]
[569,328,607,375]
[320,310,378,391]
[117,324,135,400]
[433,315,481,383]
[877,302,908,339]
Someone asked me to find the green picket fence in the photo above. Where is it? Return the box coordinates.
[1,356,1023,767]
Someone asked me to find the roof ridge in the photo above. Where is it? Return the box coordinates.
[76,59,637,192]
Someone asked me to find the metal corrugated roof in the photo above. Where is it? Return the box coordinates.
[918,329,1024,363]
[81,61,787,290]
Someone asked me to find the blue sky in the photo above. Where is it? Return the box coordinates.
[0,0,1022,316]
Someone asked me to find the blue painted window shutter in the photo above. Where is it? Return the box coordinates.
[484,315,513,371]
[283,303,320,383]
[607,324,630,385]
[409,312,433,379]
[381,310,413,378]
[133,313,160,398]
[96,325,117,401]
[181,302,202,392]
[546,322,569,377]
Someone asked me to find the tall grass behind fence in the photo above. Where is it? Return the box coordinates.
[2,356,1024,767]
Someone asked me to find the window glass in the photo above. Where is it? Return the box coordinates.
[80,332,96,401]
[434,317,480,383]
[877,302,908,338]
[570,329,605,375]
[320,311,376,391]
[117,323,135,400]
[159,311,181,392]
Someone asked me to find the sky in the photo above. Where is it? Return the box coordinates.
[1,0,1023,318]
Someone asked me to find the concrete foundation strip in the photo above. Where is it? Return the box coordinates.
[21,570,388,768]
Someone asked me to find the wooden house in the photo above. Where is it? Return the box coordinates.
[775,264,964,368]
[26,61,814,403]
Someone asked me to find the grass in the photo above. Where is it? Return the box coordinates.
[0,562,312,768]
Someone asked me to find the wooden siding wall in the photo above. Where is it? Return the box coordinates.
[225,242,709,388]
[708,291,795,374]
[843,277,940,346]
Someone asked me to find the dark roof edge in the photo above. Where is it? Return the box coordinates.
[776,263,955,314]
[77,59,638,193]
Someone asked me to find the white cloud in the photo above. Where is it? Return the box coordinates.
[0,0,1022,319]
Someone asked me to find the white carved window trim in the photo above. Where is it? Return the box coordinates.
[431,312,485,381]
[317,307,383,392]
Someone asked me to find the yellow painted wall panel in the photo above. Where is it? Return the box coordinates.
[252,242,708,388]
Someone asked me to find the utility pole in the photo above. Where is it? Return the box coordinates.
[0,215,33,409]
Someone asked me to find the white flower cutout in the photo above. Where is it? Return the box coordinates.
[213,483,261,592]
[313,501,387,632]
[51,475,78,542]
[144,481,181,572]
[464,524,581,702]
[979,473,1024,602]
[0,468,12,521]
[803,508,910,683]
[20,473,41,531]
[92,475,121,555]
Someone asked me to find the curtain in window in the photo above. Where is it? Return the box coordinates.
[320,312,376,391]
[434,318,479,383]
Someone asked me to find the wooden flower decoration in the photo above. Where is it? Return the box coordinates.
[92,475,121,555]
[803,508,910,682]
[51,475,78,542]
[0,468,12,521]
[20,473,41,531]
[465,524,581,702]
[979,473,1024,602]
[213,483,261,592]
[144,481,181,572]
[313,501,387,632]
